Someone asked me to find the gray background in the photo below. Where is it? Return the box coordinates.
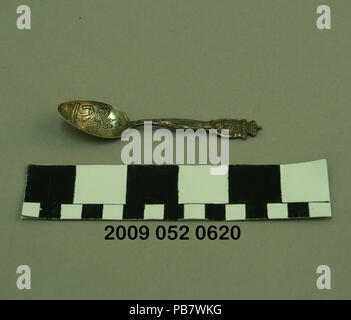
[0,0,350,299]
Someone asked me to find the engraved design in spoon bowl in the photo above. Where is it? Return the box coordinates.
[58,100,129,138]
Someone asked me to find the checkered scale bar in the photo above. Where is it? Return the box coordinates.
[21,160,331,221]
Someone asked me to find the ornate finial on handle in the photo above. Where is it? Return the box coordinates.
[209,119,261,139]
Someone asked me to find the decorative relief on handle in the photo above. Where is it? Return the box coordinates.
[130,118,260,139]
[129,119,211,130]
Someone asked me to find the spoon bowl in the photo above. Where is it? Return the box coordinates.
[58,100,129,138]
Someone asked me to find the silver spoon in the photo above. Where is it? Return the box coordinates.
[58,100,261,139]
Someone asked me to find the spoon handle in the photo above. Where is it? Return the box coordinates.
[128,118,261,139]
[129,119,211,130]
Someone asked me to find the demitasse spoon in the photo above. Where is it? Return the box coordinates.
[58,100,261,139]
